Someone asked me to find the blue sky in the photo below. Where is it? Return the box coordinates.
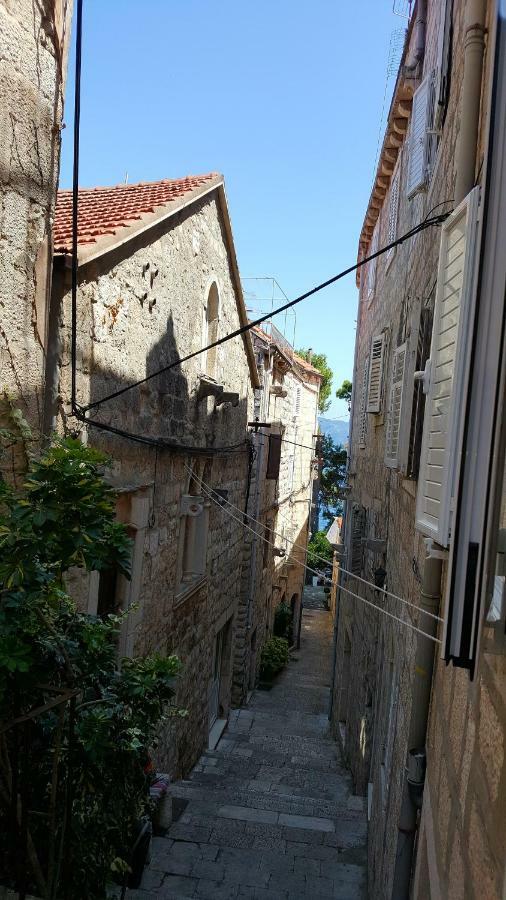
[59,0,402,419]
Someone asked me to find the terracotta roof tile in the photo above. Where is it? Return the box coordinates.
[53,174,218,253]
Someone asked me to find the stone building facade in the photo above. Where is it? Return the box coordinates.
[231,325,321,705]
[0,0,72,451]
[331,1,505,898]
[47,175,261,776]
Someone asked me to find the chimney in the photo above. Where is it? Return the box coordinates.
[307,347,313,365]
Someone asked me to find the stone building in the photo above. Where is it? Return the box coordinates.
[231,324,321,704]
[47,174,261,774]
[0,0,73,450]
[331,1,505,898]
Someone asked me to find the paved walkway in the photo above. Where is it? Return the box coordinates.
[133,608,367,899]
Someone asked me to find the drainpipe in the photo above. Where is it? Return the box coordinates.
[328,523,346,721]
[454,0,487,203]
[403,0,427,74]
[393,6,487,893]
[391,547,442,899]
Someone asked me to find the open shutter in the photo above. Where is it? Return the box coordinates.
[407,75,431,198]
[350,505,366,575]
[415,187,480,546]
[386,167,400,265]
[358,355,369,448]
[385,343,407,468]
[367,334,386,413]
[365,227,379,303]
[266,433,282,480]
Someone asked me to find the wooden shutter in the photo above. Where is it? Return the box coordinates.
[358,355,369,448]
[415,187,480,545]
[365,227,379,303]
[385,343,407,468]
[294,386,301,418]
[351,505,366,575]
[266,433,282,480]
[386,168,400,264]
[367,334,386,413]
[407,75,431,198]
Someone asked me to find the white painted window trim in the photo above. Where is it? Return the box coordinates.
[367,333,387,413]
[415,187,481,546]
[398,299,423,476]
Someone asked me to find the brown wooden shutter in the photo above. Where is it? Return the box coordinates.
[266,434,282,480]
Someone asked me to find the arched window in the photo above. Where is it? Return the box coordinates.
[205,283,220,379]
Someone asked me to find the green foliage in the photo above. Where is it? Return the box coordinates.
[307,530,333,570]
[260,637,290,680]
[0,436,182,899]
[296,349,334,414]
[273,601,293,641]
[319,434,347,519]
[335,379,352,410]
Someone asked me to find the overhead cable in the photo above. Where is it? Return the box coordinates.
[78,211,451,413]
[187,466,443,624]
[186,466,443,639]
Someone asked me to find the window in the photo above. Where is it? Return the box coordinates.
[407,72,437,198]
[205,283,220,379]
[385,343,407,468]
[177,463,210,595]
[266,433,282,480]
[435,0,453,132]
[358,355,370,448]
[364,226,379,304]
[367,334,386,413]
[350,505,366,575]
[293,385,301,419]
[407,296,435,478]
[415,187,480,546]
[87,491,150,657]
[385,165,400,266]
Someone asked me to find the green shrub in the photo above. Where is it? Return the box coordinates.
[0,435,183,899]
[260,637,289,680]
[273,601,293,640]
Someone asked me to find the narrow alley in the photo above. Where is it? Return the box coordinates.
[135,601,367,899]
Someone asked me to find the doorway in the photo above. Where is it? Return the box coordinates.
[209,626,225,729]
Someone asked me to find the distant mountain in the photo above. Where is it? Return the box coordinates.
[318,416,349,447]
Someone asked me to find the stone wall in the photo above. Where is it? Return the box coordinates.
[331,1,501,897]
[50,190,256,776]
[0,0,72,460]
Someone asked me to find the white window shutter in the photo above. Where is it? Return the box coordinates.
[365,227,379,303]
[358,355,369,448]
[415,187,480,546]
[385,343,407,468]
[407,75,431,198]
[386,168,400,264]
[367,334,386,413]
[294,385,301,418]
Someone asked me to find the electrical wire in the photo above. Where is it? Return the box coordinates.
[77,212,451,414]
[189,468,442,644]
[186,466,444,626]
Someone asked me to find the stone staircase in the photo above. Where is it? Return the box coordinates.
[129,608,367,899]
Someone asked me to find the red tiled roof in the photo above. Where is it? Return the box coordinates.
[293,352,322,379]
[53,174,218,253]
